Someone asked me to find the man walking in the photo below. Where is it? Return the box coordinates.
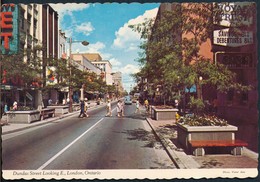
[78,100,86,118]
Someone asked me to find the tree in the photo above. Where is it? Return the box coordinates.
[129,2,251,110]
[1,46,43,108]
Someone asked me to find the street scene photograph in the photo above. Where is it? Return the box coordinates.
[0,0,259,180]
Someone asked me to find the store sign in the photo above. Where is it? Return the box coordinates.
[1,4,15,49]
[46,67,57,85]
[216,53,253,68]
[214,2,253,27]
[0,3,19,54]
[213,28,253,47]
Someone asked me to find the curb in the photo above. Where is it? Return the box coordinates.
[2,112,78,135]
[146,117,200,169]
[2,102,108,135]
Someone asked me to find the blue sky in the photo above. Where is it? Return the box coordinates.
[50,3,160,92]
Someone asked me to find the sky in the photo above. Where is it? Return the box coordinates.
[49,3,160,92]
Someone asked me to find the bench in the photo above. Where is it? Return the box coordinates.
[40,108,55,120]
[189,140,248,156]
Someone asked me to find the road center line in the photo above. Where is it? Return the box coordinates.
[37,118,104,170]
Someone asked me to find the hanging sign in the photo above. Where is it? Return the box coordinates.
[0,3,19,54]
[213,28,253,47]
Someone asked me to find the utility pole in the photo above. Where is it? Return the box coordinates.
[68,38,89,112]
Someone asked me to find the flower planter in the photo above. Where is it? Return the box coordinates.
[151,106,178,121]
[6,110,40,124]
[47,105,69,115]
[177,123,238,154]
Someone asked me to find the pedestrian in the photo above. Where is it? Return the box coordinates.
[144,98,149,113]
[120,100,124,116]
[78,100,85,118]
[116,100,122,117]
[84,98,89,117]
[135,99,140,114]
[3,103,8,115]
[174,99,179,109]
[106,99,112,117]
[48,98,53,105]
[13,101,18,110]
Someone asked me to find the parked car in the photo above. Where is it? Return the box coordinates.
[124,96,132,105]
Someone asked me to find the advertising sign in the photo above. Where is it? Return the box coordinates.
[216,53,253,68]
[213,28,253,47]
[214,2,254,27]
[0,4,19,54]
[46,67,58,85]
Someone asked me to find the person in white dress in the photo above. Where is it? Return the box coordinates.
[135,99,140,114]
[106,100,112,117]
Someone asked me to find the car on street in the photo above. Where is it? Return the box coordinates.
[124,96,132,105]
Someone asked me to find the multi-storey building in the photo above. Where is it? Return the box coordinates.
[71,53,102,75]
[1,3,59,108]
[83,53,113,85]
[151,2,258,151]
[112,71,123,96]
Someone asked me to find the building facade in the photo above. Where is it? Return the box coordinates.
[152,2,258,151]
[1,3,59,109]
[71,53,102,75]
[212,2,258,151]
[83,53,113,85]
[112,71,123,96]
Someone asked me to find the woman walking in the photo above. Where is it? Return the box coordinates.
[117,100,122,117]
[135,99,140,114]
[106,99,112,117]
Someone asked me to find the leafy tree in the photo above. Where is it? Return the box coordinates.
[129,2,252,110]
[1,46,43,88]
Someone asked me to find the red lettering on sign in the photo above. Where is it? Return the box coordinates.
[1,4,15,11]
[0,32,12,49]
[1,12,13,29]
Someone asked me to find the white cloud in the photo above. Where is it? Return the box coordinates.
[109,58,122,66]
[101,53,113,60]
[121,64,140,74]
[76,22,95,36]
[69,41,105,54]
[112,8,158,51]
[86,42,106,53]
[64,29,73,38]
[50,3,90,18]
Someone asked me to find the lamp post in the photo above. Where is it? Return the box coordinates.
[68,38,89,112]
[198,76,203,100]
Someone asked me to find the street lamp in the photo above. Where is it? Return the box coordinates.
[68,38,89,112]
[199,76,203,100]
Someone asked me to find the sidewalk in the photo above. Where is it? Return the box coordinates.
[1,100,106,135]
[146,117,258,169]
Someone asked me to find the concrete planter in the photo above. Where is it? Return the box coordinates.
[177,123,238,150]
[47,105,69,115]
[151,106,178,121]
[6,110,40,124]
[72,103,80,111]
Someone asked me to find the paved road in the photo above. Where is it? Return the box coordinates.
[2,103,176,170]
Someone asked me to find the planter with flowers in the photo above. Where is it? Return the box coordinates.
[6,106,41,124]
[175,97,247,156]
[177,115,238,150]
